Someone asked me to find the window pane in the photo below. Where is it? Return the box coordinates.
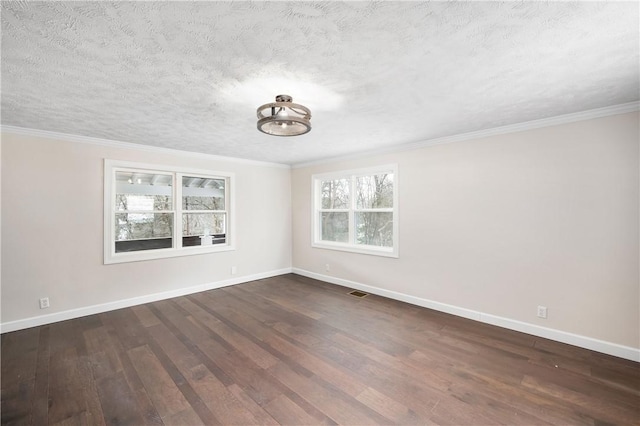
[321,179,349,209]
[115,213,173,252]
[182,176,225,210]
[356,174,393,209]
[355,212,393,247]
[321,212,349,243]
[115,171,172,211]
[182,213,225,236]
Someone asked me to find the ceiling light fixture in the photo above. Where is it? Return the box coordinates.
[257,94,311,136]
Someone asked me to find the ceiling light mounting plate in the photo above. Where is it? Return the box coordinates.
[275,94,292,103]
[257,94,311,137]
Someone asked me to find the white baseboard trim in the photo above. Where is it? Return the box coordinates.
[292,268,640,362]
[0,268,293,334]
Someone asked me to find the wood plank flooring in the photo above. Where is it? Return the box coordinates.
[2,273,639,425]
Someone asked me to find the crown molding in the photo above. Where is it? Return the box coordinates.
[2,101,637,170]
[0,126,291,169]
[292,101,640,169]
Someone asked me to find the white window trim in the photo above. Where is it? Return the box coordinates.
[104,159,235,264]
[311,164,399,258]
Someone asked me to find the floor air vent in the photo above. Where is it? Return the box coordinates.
[348,290,369,298]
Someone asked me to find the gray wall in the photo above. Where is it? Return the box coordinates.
[292,112,639,353]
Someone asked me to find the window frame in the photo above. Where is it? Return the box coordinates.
[311,164,398,258]
[104,159,235,264]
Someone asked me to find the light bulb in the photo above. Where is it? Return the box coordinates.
[277,107,288,117]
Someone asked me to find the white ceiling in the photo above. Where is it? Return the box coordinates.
[1,1,638,165]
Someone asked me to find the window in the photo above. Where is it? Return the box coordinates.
[312,165,398,257]
[104,160,234,264]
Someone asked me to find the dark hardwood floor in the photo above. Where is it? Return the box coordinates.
[2,274,639,425]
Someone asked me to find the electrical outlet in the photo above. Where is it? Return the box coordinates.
[325,263,330,272]
[537,305,547,319]
[231,266,237,275]
[39,297,50,309]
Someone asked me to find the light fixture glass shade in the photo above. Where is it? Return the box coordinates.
[257,95,311,136]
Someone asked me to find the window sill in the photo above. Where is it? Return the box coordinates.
[104,243,235,264]
[311,241,398,258]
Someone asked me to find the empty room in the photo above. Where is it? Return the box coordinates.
[1,1,638,425]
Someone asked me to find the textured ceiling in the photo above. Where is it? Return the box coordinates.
[1,1,639,165]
